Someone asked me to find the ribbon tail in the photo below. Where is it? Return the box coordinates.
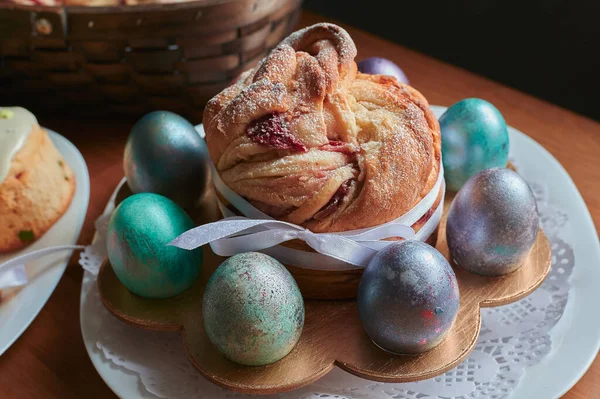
[0,265,28,289]
[168,218,278,250]
[210,230,298,256]
[0,245,84,289]
[304,234,379,267]
[0,245,84,273]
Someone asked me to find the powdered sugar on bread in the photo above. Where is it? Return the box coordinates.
[203,23,440,233]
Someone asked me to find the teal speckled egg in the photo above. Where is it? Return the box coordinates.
[203,252,304,366]
[124,111,209,208]
[107,193,202,299]
[440,98,509,191]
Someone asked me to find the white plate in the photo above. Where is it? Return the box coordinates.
[81,108,600,399]
[0,130,90,355]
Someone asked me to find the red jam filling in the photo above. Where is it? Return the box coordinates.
[246,113,307,152]
[313,180,352,220]
[318,140,356,155]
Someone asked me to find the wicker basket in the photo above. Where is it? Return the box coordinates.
[0,0,302,122]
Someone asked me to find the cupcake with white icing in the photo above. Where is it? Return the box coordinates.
[0,107,75,253]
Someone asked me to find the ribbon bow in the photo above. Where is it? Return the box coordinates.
[168,216,415,267]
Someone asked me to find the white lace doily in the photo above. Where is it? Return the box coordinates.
[79,179,573,399]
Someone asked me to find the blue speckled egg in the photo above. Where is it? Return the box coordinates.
[124,111,209,208]
[203,252,305,366]
[440,98,509,191]
[107,193,202,298]
[358,241,460,354]
[447,168,539,276]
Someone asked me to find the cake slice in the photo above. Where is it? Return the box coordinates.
[0,107,76,253]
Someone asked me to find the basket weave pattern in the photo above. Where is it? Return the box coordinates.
[0,0,302,120]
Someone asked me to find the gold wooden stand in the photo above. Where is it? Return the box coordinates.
[98,185,551,394]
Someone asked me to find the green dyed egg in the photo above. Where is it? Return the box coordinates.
[440,98,509,191]
[107,193,202,299]
[203,252,305,366]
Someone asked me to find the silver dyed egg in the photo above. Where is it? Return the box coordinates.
[358,241,460,354]
[124,111,210,209]
[446,168,539,276]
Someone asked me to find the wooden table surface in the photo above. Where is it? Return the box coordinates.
[1,11,599,399]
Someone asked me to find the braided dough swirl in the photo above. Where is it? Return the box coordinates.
[203,23,441,233]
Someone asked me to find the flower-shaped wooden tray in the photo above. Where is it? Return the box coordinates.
[98,188,551,395]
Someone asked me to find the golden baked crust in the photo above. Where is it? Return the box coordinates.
[203,23,441,233]
[0,124,75,253]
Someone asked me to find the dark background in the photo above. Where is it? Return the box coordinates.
[304,0,600,121]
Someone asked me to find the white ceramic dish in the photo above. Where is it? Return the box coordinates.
[80,107,600,398]
[0,130,90,355]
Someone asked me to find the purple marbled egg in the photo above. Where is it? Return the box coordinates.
[357,57,409,84]
[357,241,460,354]
[202,252,304,366]
[446,168,539,276]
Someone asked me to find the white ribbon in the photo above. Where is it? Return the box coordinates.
[0,245,84,289]
[0,266,28,289]
[171,125,445,270]
[169,216,422,267]
[259,197,444,270]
